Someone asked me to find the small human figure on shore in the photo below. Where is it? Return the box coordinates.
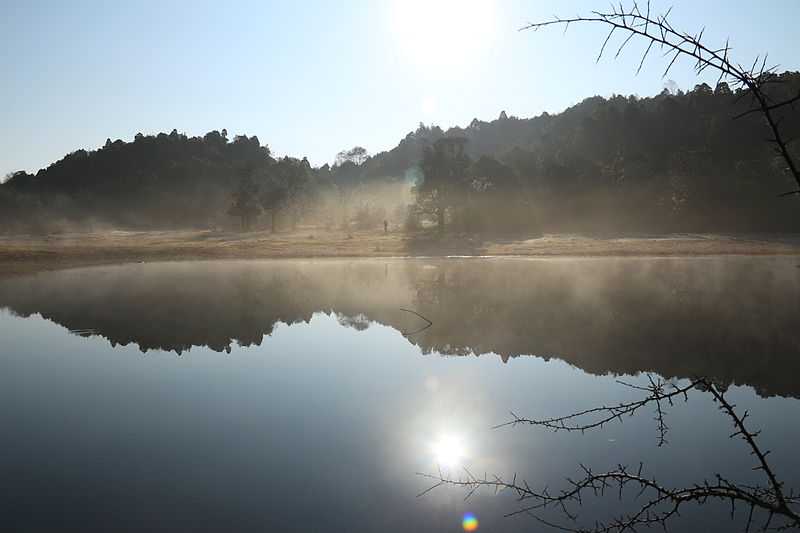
[383,220,388,234]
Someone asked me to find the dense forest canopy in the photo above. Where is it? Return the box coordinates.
[2,72,799,234]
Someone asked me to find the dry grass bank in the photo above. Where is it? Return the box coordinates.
[1,228,799,277]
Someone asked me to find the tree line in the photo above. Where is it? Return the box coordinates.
[402,74,800,234]
[2,72,799,234]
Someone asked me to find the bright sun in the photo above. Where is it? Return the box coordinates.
[390,0,496,73]
[431,435,466,468]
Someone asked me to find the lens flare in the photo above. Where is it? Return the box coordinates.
[462,512,479,531]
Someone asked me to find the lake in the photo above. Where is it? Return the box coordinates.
[1,257,799,532]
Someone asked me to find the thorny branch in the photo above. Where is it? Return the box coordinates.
[416,7,800,528]
[417,377,800,532]
[520,1,800,197]
[494,374,691,447]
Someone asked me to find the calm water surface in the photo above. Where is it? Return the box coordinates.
[0,258,798,532]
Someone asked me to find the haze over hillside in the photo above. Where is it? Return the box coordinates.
[2,72,800,235]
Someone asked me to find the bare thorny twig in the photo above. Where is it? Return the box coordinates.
[494,374,684,447]
[417,377,800,532]
[518,1,800,197]
[416,6,800,529]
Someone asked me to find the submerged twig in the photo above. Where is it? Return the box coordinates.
[399,308,433,337]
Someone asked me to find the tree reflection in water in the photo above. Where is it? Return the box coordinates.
[1,258,798,397]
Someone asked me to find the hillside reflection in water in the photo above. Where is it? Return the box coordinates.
[1,257,799,396]
[0,258,799,532]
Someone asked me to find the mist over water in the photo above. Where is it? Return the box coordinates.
[1,257,799,395]
[0,257,799,532]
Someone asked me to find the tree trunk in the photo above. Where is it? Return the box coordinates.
[437,206,445,232]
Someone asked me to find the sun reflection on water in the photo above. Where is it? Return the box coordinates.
[431,434,466,468]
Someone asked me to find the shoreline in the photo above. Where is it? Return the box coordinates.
[2,229,800,278]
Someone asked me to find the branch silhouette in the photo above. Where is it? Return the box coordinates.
[418,377,800,532]
[494,375,693,447]
[520,1,800,197]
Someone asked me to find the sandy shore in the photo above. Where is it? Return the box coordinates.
[1,228,799,277]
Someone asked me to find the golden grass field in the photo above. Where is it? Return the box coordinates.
[1,228,799,277]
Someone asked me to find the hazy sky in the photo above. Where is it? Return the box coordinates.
[2,0,799,176]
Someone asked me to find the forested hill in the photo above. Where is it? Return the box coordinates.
[2,72,799,234]
[0,131,325,232]
[366,72,800,187]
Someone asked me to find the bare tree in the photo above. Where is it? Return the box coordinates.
[519,1,800,196]
[335,146,370,167]
[418,377,800,532]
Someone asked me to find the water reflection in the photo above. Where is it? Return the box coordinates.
[431,434,468,469]
[1,257,798,397]
[0,259,798,532]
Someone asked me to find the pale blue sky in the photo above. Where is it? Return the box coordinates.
[2,0,798,177]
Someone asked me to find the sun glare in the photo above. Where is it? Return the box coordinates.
[390,0,496,73]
